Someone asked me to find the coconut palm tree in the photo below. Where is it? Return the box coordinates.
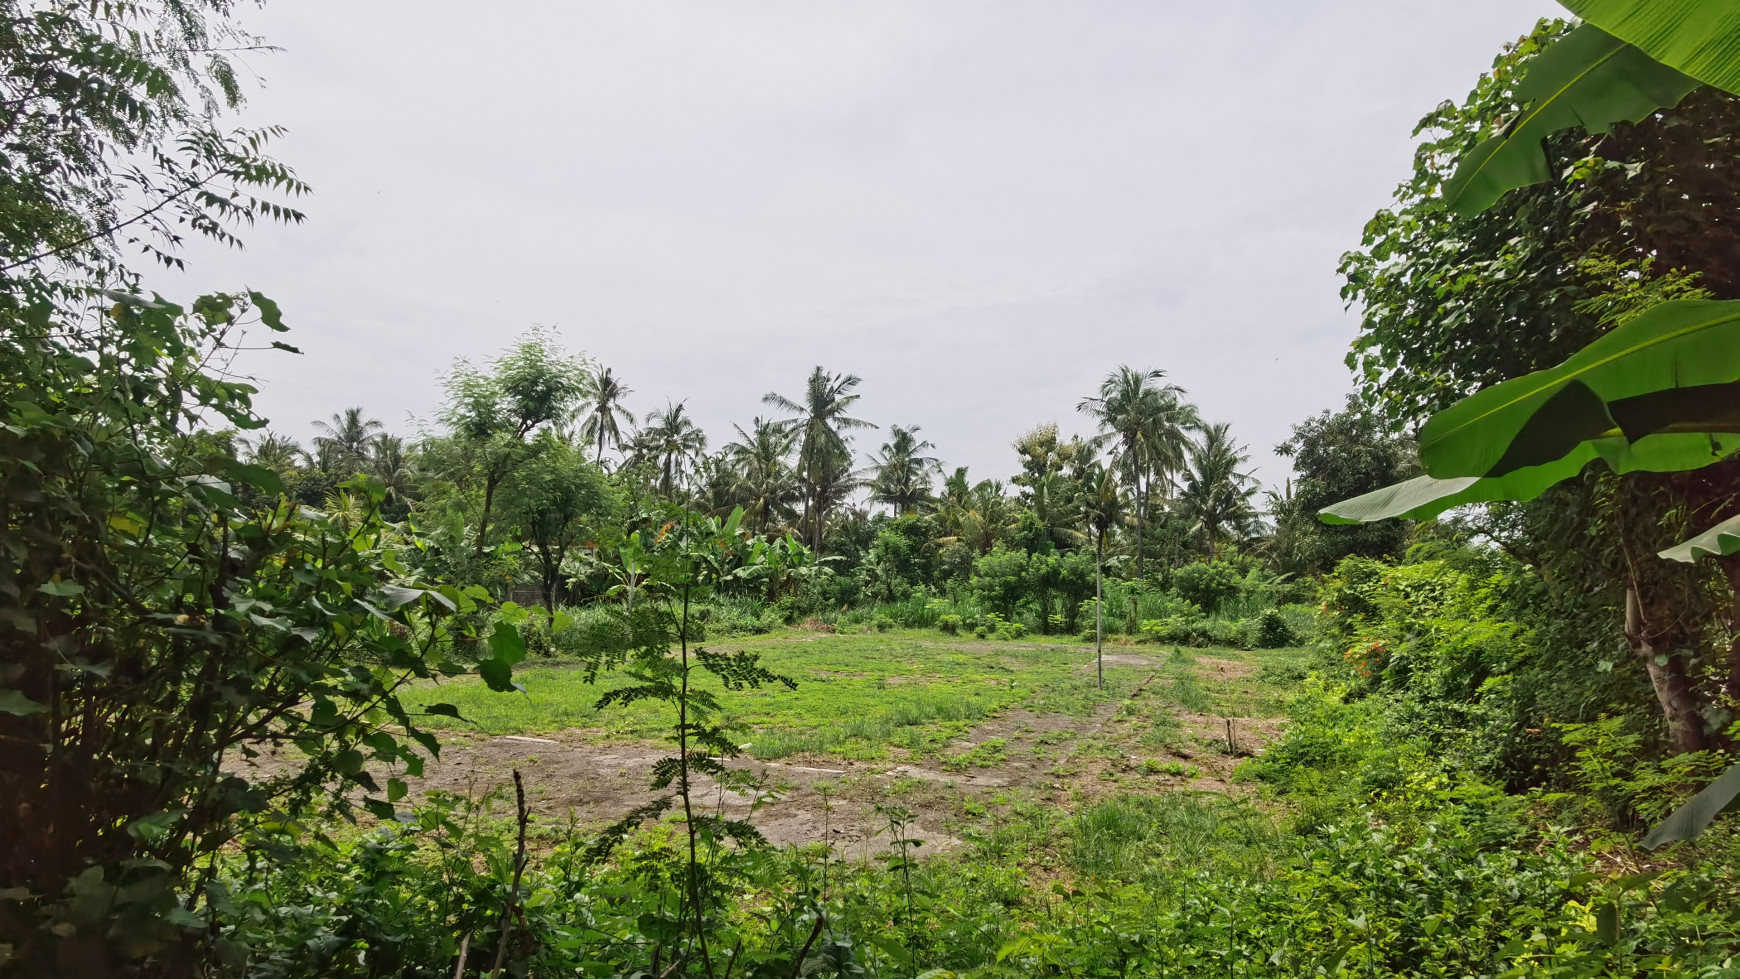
[243,431,304,471]
[638,400,707,498]
[1177,422,1261,559]
[312,407,384,473]
[723,417,802,534]
[1078,367,1198,580]
[368,434,417,504]
[930,470,1016,556]
[868,425,940,516]
[576,367,634,466]
[763,367,876,551]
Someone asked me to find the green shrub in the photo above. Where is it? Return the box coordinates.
[1205,618,1249,648]
[1171,561,1244,615]
[937,614,963,635]
[1250,608,1295,649]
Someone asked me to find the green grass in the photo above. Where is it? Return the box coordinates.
[400,628,1308,764]
[1069,792,1288,884]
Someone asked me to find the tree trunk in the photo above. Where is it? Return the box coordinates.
[1625,580,1708,754]
[1135,471,1145,581]
[1722,556,1740,713]
[474,473,500,559]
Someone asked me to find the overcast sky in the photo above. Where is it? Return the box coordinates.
[161,0,1564,487]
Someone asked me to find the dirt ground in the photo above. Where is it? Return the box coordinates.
[293,649,1287,859]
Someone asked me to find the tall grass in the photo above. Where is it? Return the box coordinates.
[1070,793,1288,884]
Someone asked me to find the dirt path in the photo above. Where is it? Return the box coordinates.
[344,649,1287,859]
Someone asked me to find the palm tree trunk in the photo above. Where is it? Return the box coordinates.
[1135,470,1145,581]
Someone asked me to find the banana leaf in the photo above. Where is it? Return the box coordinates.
[1557,0,1740,96]
[1418,299,1740,479]
[1641,762,1740,849]
[1320,431,1740,524]
[1443,24,1698,215]
[1659,513,1740,562]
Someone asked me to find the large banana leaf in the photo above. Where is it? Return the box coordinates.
[1641,762,1740,849]
[1319,431,1740,524]
[1557,0,1740,96]
[1443,24,1698,215]
[1659,513,1740,562]
[1419,299,1740,479]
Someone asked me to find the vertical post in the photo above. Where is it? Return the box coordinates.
[1095,533,1104,690]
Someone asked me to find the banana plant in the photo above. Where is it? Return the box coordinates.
[1442,23,1698,215]
[1446,0,1740,216]
[1317,304,1740,847]
[1556,0,1740,95]
[1322,299,1740,524]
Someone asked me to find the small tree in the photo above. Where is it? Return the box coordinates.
[579,507,796,975]
[498,434,615,609]
[441,328,590,560]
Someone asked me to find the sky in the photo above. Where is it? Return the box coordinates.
[160,0,1565,488]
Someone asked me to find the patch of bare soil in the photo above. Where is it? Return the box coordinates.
[240,732,968,860]
[232,654,1287,862]
[1194,656,1259,680]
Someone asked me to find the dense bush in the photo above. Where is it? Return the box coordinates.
[1250,607,1295,649]
[216,765,1740,979]
[1171,560,1244,615]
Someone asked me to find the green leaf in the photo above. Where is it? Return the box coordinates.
[1596,902,1620,946]
[36,580,84,597]
[1557,0,1740,96]
[248,291,287,331]
[363,797,397,820]
[424,702,464,719]
[221,461,286,496]
[1443,24,1698,215]
[0,689,47,716]
[1641,761,1740,849]
[869,936,911,967]
[387,777,408,802]
[478,658,518,693]
[1659,513,1740,562]
[379,584,425,609]
[489,622,527,666]
[1420,300,1740,478]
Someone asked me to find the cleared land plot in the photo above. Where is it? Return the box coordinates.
[374,630,1310,859]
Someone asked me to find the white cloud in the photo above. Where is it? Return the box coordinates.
[159,0,1565,484]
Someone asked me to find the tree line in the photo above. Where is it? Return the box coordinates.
[231,340,1412,623]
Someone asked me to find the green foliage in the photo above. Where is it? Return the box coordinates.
[1556,716,1735,828]
[1171,560,1243,615]
[969,544,1030,621]
[0,293,523,969]
[1660,511,1740,561]
[1274,397,1416,571]
[1250,608,1296,649]
[1420,298,1740,481]
[1557,0,1740,96]
[496,433,614,608]
[1443,24,1698,215]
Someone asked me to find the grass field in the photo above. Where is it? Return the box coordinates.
[398,628,1310,765]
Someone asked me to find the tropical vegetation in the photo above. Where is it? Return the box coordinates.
[3,1,1740,977]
